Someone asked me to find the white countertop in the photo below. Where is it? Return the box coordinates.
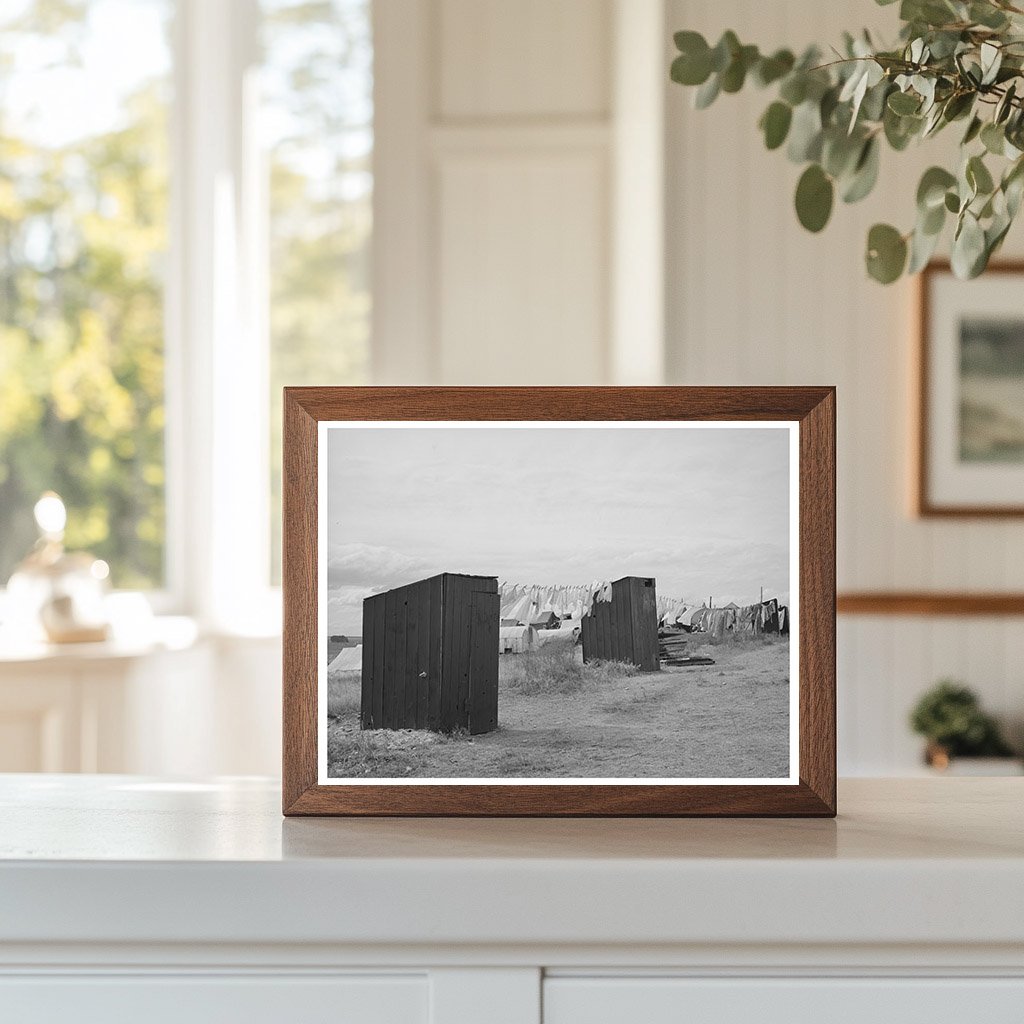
[2,776,1023,951]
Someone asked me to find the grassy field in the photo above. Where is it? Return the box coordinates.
[326,634,790,780]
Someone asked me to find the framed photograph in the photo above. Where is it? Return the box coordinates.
[282,387,835,816]
[918,261,1024,516]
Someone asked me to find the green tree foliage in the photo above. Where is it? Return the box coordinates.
[670,0,1024,283]
[0,0,373,589]
[264,0,372,580]
[0,2,169,587]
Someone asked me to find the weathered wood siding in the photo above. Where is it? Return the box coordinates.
[581,576,659,672]
[361,573,498,733]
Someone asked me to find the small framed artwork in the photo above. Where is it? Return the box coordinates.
[282,387,836,816]
[918,261,1024,516]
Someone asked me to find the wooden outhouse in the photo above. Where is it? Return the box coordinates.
[360,573,499,734]
[581,576,659,672]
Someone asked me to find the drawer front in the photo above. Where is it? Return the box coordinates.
[544,977,1024,1024]
[0,974,427,1024]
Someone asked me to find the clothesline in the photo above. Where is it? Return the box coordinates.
[497,580,701,624]
[497,580,786,631]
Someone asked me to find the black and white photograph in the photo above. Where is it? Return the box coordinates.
[319,422,797,784]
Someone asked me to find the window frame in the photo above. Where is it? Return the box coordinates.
[0,0,279,632]
[165,0,280,633]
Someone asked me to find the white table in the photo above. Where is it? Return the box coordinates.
[1,776,1023,1022]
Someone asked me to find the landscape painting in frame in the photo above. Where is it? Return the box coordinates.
[317,421,799,786]
[920,262,1024,515]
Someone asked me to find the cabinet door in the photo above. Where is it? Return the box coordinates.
[0,974,427,1024]
[544,977,1024,1024]
[0,672,82,771]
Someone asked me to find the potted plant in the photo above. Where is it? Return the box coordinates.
[909,680,1018,771]
[670,0,1024,283]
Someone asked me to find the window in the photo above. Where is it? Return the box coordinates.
[261,0,373,581]
[0,0,373,615]
[0,0,172,589]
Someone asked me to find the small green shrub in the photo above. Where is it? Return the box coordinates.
[909,680,1014,757]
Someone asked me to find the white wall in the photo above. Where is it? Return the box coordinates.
[373,0,665,386]
[665,0,1024,772]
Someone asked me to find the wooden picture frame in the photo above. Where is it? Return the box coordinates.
[283,387,836,817]
[917,260,1024,517]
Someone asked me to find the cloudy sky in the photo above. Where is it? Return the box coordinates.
[325,425,792,635]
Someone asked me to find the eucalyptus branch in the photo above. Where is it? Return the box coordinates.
[670,0,1024,283]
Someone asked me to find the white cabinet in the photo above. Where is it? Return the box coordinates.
[0,975,428,1024]
[2,778,1023,1023]
[0,638,211,773]
[0,627,281,776]
[544,978,1024,1024]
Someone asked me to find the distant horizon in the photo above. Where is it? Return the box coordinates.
[324,424,793,635]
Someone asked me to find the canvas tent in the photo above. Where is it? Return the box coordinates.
[499,624,537,654]
[328,645,362,673]
[530,611,559,630]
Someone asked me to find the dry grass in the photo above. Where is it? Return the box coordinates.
[697,630,786,649]
[499,643,638,696]
[327,669,362,719]
[325,635,791,780]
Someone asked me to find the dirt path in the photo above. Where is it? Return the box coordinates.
[327,636,790,779]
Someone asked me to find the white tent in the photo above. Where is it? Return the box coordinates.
[327,646,362,673]
[499,624,537,654]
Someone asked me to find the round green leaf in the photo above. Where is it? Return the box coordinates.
[823,129,862,179]
[888,91,920,116]
[709,31,740,73]
[962,116,983,145]
[920,199,945,236]
[694,73,721,109]
[754,49,794,87]
[952,213,987,279]
[760,101,792,150]
[674,29,707,53]
[787,101,823,162]
[967,155,995,196]
[795,164,834,233]
[779,74,807,106]
[970,1,1009,29]
[721,44,758,93]
[866,223,908,284]
[917,166,957,211]
[842,137,880,204]
[908,223,942,274]
[944,190,961,214]
[996,83,1017,125]
[981,122,1005,155]
[943,92,974,123]
[883,106,920,151]
[671,32,712,86]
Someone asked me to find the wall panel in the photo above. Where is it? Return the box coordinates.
[438,0,611,120]
[437,151,608,384]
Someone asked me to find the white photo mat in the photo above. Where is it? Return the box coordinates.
[316,420,800,787]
